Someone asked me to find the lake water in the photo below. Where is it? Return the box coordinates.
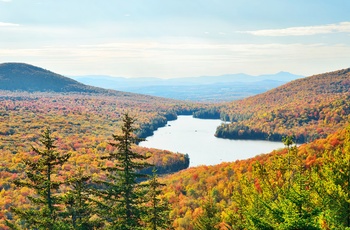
[139,116,285,167]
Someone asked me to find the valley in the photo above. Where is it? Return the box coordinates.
[71,72,304,102]
[2,1,349,229]
[0,63,350,229]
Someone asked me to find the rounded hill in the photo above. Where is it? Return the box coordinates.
[0,63,109,93]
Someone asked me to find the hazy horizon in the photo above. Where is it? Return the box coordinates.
[69,70,303,80]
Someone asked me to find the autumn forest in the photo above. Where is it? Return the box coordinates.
[1,63,350,229]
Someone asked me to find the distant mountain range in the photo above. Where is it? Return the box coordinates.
[0,62,304,102]
[70,72,305,102]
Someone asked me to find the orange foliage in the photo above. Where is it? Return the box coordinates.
[0,90,197,227]
[160,125,350,228]
[217,68,350,143]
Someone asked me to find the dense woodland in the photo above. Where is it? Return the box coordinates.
[1,64,350,229]
[3,110,350,229]
[0,90,200,147]
[3,114,177,229]
[161,125,350,229]
[0,90,196,229]
[210,68,350,143]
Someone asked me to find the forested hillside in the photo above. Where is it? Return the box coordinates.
[161,125,350,229]
[0,90,194,228]
[0,63,113,93]
[0,63,206,138]
[1,114,188,229]
[215,68,350,143]
[2,63,350,229]
[0,74,200,229]
[0,90,197,165]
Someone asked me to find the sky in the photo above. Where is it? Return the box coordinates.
[0,0,349,78]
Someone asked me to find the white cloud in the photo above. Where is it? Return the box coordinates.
[0,0,12,2]
[1,42,349,77]
[0,22,19,27]
[240,22,350,36]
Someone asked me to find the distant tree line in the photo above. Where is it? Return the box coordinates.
[136,109,197,138]
[215,123,311,143]
[193,108,221,119]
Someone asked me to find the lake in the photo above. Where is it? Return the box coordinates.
[139,115,285,167]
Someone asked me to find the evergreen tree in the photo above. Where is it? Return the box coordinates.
[316,127,350,229]
[143,168,172,230]
[194,195,221,230]
[249,161,280,230]
[228,176,252,230]
[250,136,321,230]
[12,128,71,229]
[61,167,100,230]
[97,113,152,229]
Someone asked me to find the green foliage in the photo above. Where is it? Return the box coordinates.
[6,115,177,229]
[0,90,192,228]
[314,127,350,229]
[11,128,71,229]
[96,113,153,229]
[193,107,221,119]
[193,196,221,230]
[60,168,99,229]
[161,126,350,229]
[143,168,172,230]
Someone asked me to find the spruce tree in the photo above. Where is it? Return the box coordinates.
[97,113,152,229]
[193,195,221,230]
[316,127,350,228]
[279,137,320,230]
[12,128,71,229]
[228,176,252,230]
[143,168,172,230]
[61,168,99,230]
[250,136,321,229]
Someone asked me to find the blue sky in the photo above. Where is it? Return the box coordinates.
[0,0,349,78]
